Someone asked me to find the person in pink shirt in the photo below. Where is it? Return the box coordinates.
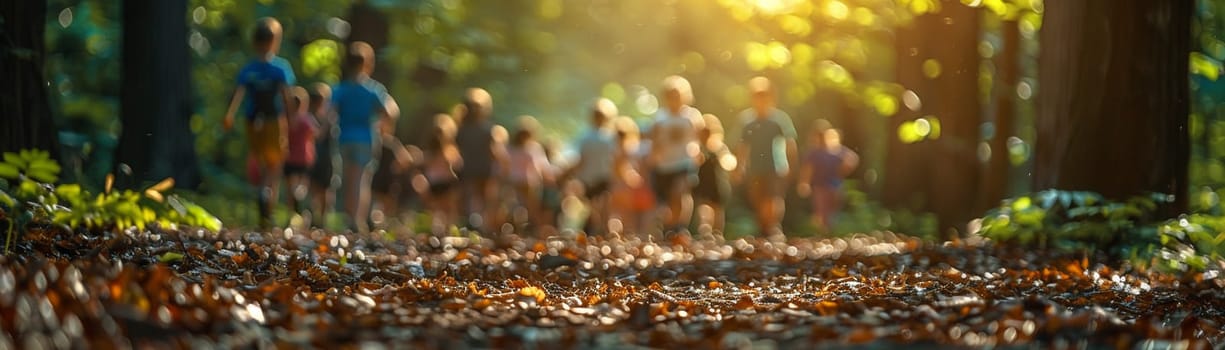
[505,116,552,233]
[284,86,317,214]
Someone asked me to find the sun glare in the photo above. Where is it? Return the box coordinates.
[748,0,802,15]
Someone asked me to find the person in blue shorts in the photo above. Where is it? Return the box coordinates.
[331,41,400,233]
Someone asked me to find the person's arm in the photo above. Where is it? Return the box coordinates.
[784,138,798,180]
[797,151,813,198]
[386,136,413,171]
[223,86,247,131]
[373,84,399,132]
[490,125,510,177]
[561,141,586,182]
[733,142,748,184]
[840,148,860,178]
[278,84,292,148]
[780,112,799,180]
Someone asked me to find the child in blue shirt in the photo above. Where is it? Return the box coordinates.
[222,17,294,229]
[331,41,400,233]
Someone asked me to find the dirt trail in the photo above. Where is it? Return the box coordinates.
[1,226,1222,349]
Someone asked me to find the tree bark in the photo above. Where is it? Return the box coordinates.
[925,1,983,237]
[0,0,60,158]
[1035,0,1191,217]
[115,0,200,189]
[978,20,1020,212]
[882,14,934,212]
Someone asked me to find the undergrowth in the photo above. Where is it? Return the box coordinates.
[978,189,1225,273]
[0,149,221,254]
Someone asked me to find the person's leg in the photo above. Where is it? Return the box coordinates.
[339,144,363,231]
[813,187,834,232]
[286,172,306,214]
[444,187,460,233]
[747,176,768,234]
[484,178,503,232]
[310,183,326,226]
[672,175,693,233]
[354,159,375,234]
[711,202,725,237]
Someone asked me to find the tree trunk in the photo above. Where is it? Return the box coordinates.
[882,14,934,212]
[925,1,983,237]
[0,0,60,159]
[978,20,1020,212]
[115,0,200,189]
[1035,0,1191,217]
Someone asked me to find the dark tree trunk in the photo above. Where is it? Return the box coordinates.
[925,1,983,237]
[115,0,200,189]
[979,20,1020,211]
[347,3,391,84]
[1035,0,1191,217]
[1,0,60,158]
[882,14,935,212]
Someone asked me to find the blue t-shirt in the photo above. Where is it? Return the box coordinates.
[808,148,850,188]
[331,79,390,144]
[237,56,295,120]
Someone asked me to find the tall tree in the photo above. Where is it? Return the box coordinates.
[1,0,60,158]
[1035,0,1191,216]
[115,0,200,188]
[882,13,935,212]
[978,19,1020,211]
[925,1,983,236]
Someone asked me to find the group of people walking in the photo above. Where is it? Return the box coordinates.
[224,17,859,238]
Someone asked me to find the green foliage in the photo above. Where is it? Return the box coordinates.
[979,189,1225,273]
[978,190,1159,250]
[1150,215,1225,272]
[0,149,222,254]
[0,150,62,183]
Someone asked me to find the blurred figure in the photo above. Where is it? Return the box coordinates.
[505,116,552,234]
[284,86,317,216]
[650,76,705,237]
[797,123,860,233]
[414,114,462,235]
[694,114,735,239]
[564,98,617,235]
[222,17,294,229]
[734,76,797,238]
[455,88,507,232]
[539,140,564,234]
[370,124,414,228]
[332,41,400,233]
[308,83,338,227]
[609,116,654,237]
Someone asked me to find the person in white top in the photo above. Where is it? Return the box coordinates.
[649,76,705,236]
[563,98,618,235]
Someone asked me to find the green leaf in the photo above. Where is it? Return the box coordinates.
[0,163,18,180]
[27,170,57,184]
[1011,196,1032,211]
[1038,190,1058,209]
[0,191,14,207]
[159,251,185,263]
[3,152,25,169]
[1191,52,1221,81]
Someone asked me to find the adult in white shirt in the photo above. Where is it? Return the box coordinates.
[649,76,705,236]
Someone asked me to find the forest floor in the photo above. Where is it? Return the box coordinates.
[1,225,1223,349]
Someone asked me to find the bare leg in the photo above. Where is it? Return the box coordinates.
[343,163,363,231]
[259,160,284,228]
[668,178,693,232]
